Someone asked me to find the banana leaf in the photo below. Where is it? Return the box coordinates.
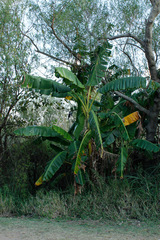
[68,141,78,160]
[99,77,147,94]
[50,143,64,153]
[14,126,59,137]
[22,74,71,97]
[73,113,85,139]
[74,130,92,175]
[103,132,115,146]
[123,111,140,126]
[87,43,111,86]
[55,67,85,89]
[75,169,85,185]
[52,125,73,141]
[116,147,128,178]
[130,139,160,153]
[43,151,67,182]
[89,110,103,156]
[14,126,71,146]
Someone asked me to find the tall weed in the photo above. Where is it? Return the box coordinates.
[0,169,160,220]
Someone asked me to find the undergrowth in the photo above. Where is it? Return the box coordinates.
[0,168,160,220]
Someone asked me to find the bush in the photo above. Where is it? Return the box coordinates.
[1,139,54,198]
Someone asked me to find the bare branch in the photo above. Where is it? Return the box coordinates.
[121,50,139,75]
[51,18,81,61]
[36,49,74,66]
[126,42,145,53]
[100,33,145,48]
[22,32,73,66]
[114,91,150,115]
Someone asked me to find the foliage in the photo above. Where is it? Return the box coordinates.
[15,40,160,192]
[1,168,160,220]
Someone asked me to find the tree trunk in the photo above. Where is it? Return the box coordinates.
[144,0,160,142]
[146,89,160,142]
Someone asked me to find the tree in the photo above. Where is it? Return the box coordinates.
[14,43,160,192]
[102,0,160,142]
[25,0,160,142]
[0,0,31,159]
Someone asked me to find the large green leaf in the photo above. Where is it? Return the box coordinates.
[89,110,103,156]
[14,126,59,137]
[50,143,64,153]
[74,130,92,175]
[42,151,67,182]
[48,137,70,146]
[75,169,85,185]
[99,77,147,94]
[68,141,78,160]
[112,112,130,141]
[22,74,71,97]
[55,67,85,89]
[103,132,115,147]
[14,126,71,146]
[52,125,73,141]
[130,139,160,153]
[73,113,85,139]
[117,147,128,178]
[87,43,112,86]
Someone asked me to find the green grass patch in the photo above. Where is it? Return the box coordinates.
[0,169,160,220]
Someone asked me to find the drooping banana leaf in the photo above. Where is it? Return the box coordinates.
[52,125,73,141]
[75,169,85,185]
[116,147,128,178]
[14,126,71,146]
[112,112,130,141]
[55,67,85,89]
[103,132,115,147]
[74,130,92,175]
[123,111,140,126]
[22,74,71,97]
[42,151,67,183]
[89,110,103,156]
[50,143,64,153]
[99,77,147,94]
[68,141,78,160]
[14,126,59,138]
[147,80,160,90]
[35,174,43,186]
[87,42,112,86]
[73,113,85,139]
[68,122,77,135]
[49,137,71,146]
[130,139,160,153]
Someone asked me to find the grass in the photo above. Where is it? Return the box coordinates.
[0,216,160,240]
[0,169,160,221]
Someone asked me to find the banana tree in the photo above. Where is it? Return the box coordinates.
[14,43,113,193]
[14,42,160,190]
[97,76,160,178]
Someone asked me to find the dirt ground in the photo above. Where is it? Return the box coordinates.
[0,217,160,240]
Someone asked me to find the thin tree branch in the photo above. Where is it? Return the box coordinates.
[36,49,74,66]
[121,50,139,75]
[51,17,81,61]
[114,91,150,115]
[126,42,145,53]
[100,33,145,48]
[22,32,73,66]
